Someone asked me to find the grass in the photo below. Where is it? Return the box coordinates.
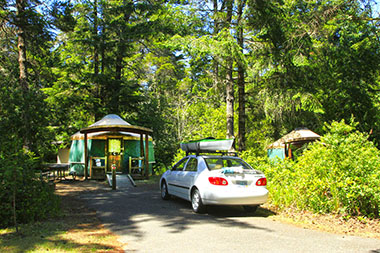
[0,179,125,253]
[0,222,121,252]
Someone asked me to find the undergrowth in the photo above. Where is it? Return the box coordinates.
[243,120,380,218]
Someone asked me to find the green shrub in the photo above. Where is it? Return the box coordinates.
[246,120,380,217]
[0,149,60,228]
[294,120,380,216]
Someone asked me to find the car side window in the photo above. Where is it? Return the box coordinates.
[172,158,189,171]
[184,158,197,172]
[228,159,243,167]
[205,158,224,170]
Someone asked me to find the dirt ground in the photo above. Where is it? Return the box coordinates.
[55,179,126,252]
[266,204,380,240]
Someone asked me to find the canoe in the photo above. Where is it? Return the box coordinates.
[180,138,234,153]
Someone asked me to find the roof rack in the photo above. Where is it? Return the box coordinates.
[186,150,239,157]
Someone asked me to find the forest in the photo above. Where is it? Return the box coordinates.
[1,0,380,225]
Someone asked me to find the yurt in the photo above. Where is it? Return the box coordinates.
[267,128,320,160]
[69,114,155,179]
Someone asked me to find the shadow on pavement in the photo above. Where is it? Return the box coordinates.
[60,180,275,240]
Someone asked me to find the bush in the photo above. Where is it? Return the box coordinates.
[295,120,380,216]
[0,149,60,228]
[247,120,380,217]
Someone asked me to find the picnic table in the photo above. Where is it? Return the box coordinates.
[41,163,70,181]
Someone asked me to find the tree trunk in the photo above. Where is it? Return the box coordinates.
[226,68,234,140]
[93,0,102,121]
[115,41,123,80]
[101,28,105,75]
[225,0,234,141]
[93,0,99,76]
[16,0,28,92]
[12,166,18,233]
[237,68,245,151]
[212,0,219,90]
[237,0,247,152]
[16,0,31,149]
[115,8,131,81]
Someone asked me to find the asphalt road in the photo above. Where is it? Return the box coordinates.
[80,183,380,253]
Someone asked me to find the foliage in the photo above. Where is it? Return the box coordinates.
[244,0,380,140]
[295,120,380,216]
[138,92,179,167]
[0,146,60,228]
[172,148,188,166]
[248,120,380,217]
[0,79,60,226]
[1,0,380,225]
[0,0,60,228]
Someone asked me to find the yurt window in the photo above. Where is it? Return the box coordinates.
[108,139,121,153]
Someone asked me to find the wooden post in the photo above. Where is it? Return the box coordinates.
[284,143,287,159]
[84,133,88,180]
[140,133,145,178]
[140,133,144,158]
[129,156,132,174]
[145,134,149,179]
[112,164,116,190]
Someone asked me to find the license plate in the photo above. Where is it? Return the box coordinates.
[235,180,247,186]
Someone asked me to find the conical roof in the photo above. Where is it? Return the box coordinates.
[267,128,320,149]
[78,114,152,135]
[89,114,131,127]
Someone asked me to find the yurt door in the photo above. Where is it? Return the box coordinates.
[107,138,123,172]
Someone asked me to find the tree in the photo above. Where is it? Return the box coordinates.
[0,0,60,229]
[241,0,380,145]
[16,0,28,92]
[236,0,247,151]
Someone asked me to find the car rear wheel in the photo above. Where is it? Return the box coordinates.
[161,181,170,200]
[243,205,258,213]
[191,188,206,213]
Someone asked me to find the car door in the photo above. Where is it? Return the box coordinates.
[166,157,189,196]
[176,157,198,200]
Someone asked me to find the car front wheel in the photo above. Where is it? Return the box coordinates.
[161,181,170,200]
[191,188,206,213]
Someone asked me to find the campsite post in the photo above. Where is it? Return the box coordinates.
[112,164,116,190]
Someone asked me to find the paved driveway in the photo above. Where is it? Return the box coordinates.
[80,183,380,253]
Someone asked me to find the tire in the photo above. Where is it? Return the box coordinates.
[161,181,170,200]
[191,188,206,213]
[243,205,258,213]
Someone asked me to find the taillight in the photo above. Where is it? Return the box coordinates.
[256,178,267,186]
[209,177,228,186]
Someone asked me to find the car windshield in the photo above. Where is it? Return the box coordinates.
[204,157,252,171]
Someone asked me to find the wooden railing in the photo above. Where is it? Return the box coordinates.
[129,157,145,179]
[90,157,106,179]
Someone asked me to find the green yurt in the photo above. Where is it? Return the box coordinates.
[267,128,320,160]
[69,114,155,179]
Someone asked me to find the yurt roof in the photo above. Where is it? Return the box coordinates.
[89,114,131,127]
[71,131,152,140]
[79,114,152,135]
[267,128,320,149]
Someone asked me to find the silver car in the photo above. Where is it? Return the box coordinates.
[159,154,269,213]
